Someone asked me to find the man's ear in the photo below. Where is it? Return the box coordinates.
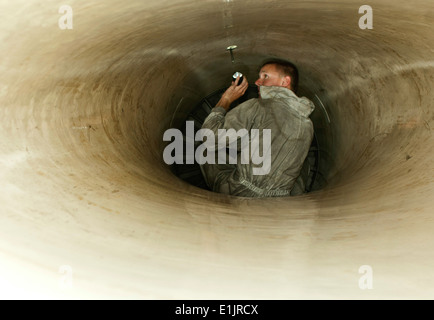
[281,75,292,89]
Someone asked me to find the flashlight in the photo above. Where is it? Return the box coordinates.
[232,72,243,85]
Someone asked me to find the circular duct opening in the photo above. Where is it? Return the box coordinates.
[1,0,433,299]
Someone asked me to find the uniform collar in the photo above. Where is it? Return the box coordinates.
[259,86,315,118]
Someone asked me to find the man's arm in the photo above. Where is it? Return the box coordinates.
[201,76,253,156]
[202,76,249,133]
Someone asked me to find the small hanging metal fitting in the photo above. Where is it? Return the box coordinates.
[226,45,238,63]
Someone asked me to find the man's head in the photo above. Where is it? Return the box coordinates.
[254,59,299,93]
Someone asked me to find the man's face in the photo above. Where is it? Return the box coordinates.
[254,64,286,88]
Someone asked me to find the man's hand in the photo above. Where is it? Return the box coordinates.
[216,76,249,111]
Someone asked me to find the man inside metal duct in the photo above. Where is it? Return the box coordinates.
[199,59,315,197]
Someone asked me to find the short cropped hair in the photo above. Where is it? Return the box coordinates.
[260,59,299,93]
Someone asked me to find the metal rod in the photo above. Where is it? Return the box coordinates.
[226,45,237,63]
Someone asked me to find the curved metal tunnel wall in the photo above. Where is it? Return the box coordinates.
[0,0,433,299]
